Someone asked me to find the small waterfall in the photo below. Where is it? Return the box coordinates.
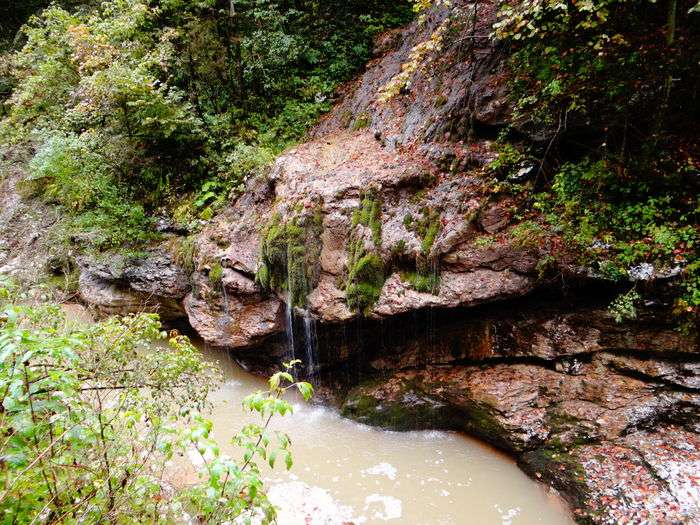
[221,280,229,316]
[302,309,318,380]
[285,290,296,362]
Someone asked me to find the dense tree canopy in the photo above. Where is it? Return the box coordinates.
[1,0,411,247]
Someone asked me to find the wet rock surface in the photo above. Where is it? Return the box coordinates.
[183,272,285,348]
[330,303,699,524]
[77,252,189,320]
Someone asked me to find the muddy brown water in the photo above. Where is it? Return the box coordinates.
[60,304,573,524]
[196,343,574,525]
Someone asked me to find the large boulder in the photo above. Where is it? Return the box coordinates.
[77,252,190,320]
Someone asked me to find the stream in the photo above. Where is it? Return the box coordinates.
[186,341,574,525]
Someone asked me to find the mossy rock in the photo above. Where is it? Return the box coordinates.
[255,208,323,308]
[208,261,223,286]
[400,270,439,294]
[458,400,520,452]
[518,447,592,524]
[344,191,386,314]
[346,253,385,313]
[399,207,442,294]
[341,382,462,431]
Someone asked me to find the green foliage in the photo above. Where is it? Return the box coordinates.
[209,261,223,287]
[256,209,323,308]
[0,284,313,524]
[487,141,526,178]
[493,0,698,324]
[24,131,109,212]
[2,0,412,251]
[345,191,387,313]
[494,0,700,141]
[184,359,313,524]
[598,260,627,282]
[609,289,641,323]
[20,131,157,250]
[535,159,698,314]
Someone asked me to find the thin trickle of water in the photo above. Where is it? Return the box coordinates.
[221,280,229,315]
[285,291,296,362]
[302,309,317,379]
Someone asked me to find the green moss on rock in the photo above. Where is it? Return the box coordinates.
[402,206,442,293]
[209,261,223,287]
[341,380,461,431]
[400,270,439,294]
[255,207,323,308]
[345,191,386,314]
[346,253,385,313]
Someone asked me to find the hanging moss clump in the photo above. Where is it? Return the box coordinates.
[208,261,223,286]
[345,190,386,314]
[255,207,323,308]
[402,206,441,294]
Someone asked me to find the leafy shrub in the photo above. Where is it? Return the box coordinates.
[494,0,700,141]
[0,289,313,524]
[538,158,698,316]
[609,290,641,323]
[26,132,109,212]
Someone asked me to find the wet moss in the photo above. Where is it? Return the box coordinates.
[345,191,386,314]
[415,208,441,255]
[255,207,323,307]
[209,261,223,287]
[346,253,385,314]
[400,270,439,294]
[355,191,382,248]
[402,207,442,293]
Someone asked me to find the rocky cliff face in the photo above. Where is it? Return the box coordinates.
[13,2,698,523]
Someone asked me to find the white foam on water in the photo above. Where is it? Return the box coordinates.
[362,462,398,481]
[363,494,402,521]
[249,481,356,525]
[494,503,522,525]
